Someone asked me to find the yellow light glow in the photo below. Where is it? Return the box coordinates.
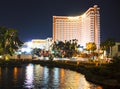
[32,39,46,43]
[0,56,2,59]
[5,55,10,60]
[67,16,80,20]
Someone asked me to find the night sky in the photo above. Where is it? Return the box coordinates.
[0,0,120,42]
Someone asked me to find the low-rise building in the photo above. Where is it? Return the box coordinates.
[17,38,53,54]
[111,42,120,57]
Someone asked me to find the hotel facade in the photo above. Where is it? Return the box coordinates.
[53,5,100,49]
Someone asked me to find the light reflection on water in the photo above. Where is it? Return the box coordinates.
[0,64,103,89]
[24,64,34,88]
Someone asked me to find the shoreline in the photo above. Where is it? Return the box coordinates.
[0,59,120,89]
[34,60,120,89]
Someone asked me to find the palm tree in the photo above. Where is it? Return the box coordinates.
[71,39,78,56]
[105,38,115,57]
[51,41,64,57]
[64,40,72,57]
[51,40,79,58]
[0,26,23,59]
[100,41,108,56]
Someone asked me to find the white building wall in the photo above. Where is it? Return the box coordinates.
[112,42,120,57]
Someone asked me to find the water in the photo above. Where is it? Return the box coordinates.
[0,64,102,89]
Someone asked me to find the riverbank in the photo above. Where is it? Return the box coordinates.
[0,59,120,89]
[33,60,120,89]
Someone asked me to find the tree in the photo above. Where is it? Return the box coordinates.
[51,40,79,58]
[100,38,115,57]
[86,42,96,52]
[0,26,23,59]
[106,38,115,57]
[86,42,97,59]
[71,39,78,56]
[100,41,108,56]
[64,39,78,57]
[31,48,41,57]
[64,40,72,57]
[51,41,65,57]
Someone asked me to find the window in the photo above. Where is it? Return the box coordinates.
[118,45,120,52]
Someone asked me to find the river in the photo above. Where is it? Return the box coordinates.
[0,64,102,89]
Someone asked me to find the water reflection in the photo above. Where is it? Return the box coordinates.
[24,64,34,88]
[13,67,17,80]
[60,69,65,83]
[59,69,91,89]
[0,67,1,80]
[0,64,103,89]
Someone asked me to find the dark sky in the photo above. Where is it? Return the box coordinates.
[0,0,120,42]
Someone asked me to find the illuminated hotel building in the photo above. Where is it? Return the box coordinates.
[53,5,100,49]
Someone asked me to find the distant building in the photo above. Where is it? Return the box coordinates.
[31,39,47,49]
[30,38,53,50]
[111,42,120,57]
[18,38,53,54]
[53,5,100,49]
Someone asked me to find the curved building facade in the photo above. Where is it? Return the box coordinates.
[53,5,100,49]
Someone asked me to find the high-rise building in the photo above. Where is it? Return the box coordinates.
[53,5,100,49]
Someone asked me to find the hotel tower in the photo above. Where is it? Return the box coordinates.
[53,5,100,49]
